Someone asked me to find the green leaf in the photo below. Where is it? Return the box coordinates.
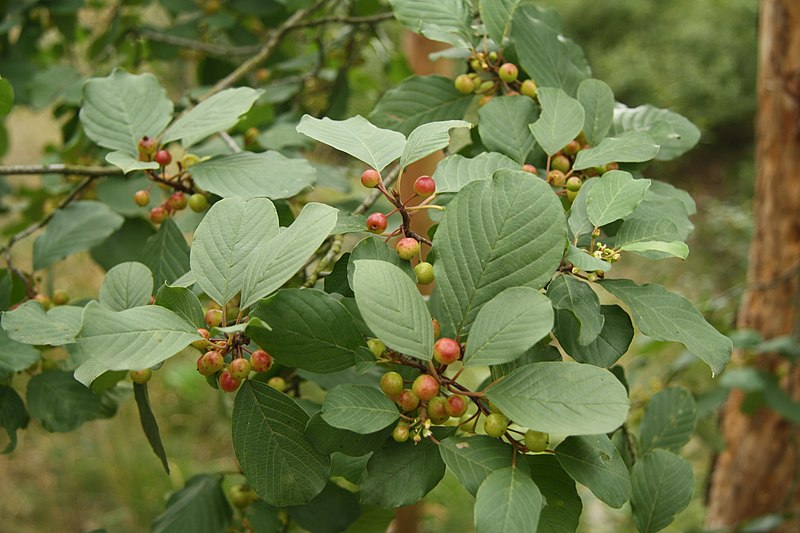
[26,370,112,432]
[640,387,697,454]
[485,362,629,435]
[360,427,451,507]
[526,455,582,533]
[613,104,701,161]
[249,289,362,373]
[347,236,415,287]
[480,0,522,44]
[547,275,603,346]
[73,302,200,386]
[369,75,474,135]
[555,305,634,367]
[0,326,40,378]
[400,120,471,168]
[463,287,554,367]
[0,77,14,117]
[614,218,685,256]
[390,0,472,47]
[245,501,282,533]
[133,383,170,474]
[162,87,263,147]
[288,482,362,533]
[304,412,391,457]
[438,435,514,496]
[432,152,519,194]
[322,384,399,435]
[555,434,631,508]
[577,79,615,146]
[511,7,589,96]
[190,197,279,305]
[433,170,566,337]
[474,466,543,533]
[600,279,732,376]
[79,70,173,155]
[232,381,330,506]
[105,151,159,174]
[0,385,29,453]
[491,340,563,380]
[99,262,153,311]
[152,474,232,533]
[586,170,651,227]
[619,241,689,260]
[296,115,405,172]
[154,285,204,329]
[141,218,191,289]
[479,96,540,163]
[241,202,338,308]
[574,133,660,170]
[567,177,598,238]
[33,201,124,270]
[2,302,83,346]
[529,88,585,156]
[631,450,694,533]
[190,151,316,199]
[352,260,434,360]
[565,244,612,273]
[92,220,155,272]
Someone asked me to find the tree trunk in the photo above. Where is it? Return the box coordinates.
[706,1,800,530]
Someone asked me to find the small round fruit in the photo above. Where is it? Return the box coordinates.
[412,374,439,402]
[413,175,436,197]
[188,193,209,212]
[181,154,200,169]
[267,376,286,391]
[138,136,157,160]
[197,350,224,376]
[606,162,619,171]
[547,170,566,187]
[154,149,172,167]
[551,154,571,173]
[524,429,550,452]
[229,358,251,380]
[445,395,468,417]
[219,371,241,392]
[134,189,151,206]
[360,169,381,188]
[477,80,495,94]
[478,95,493,107]
[130,368,152,384]
[483,413,509,438]
[454,74,474,94]
[395,389,420,412]
[33,294,51,309]
[380,372,404,397]
[498,63,519,83]
[367,338,386,358]
[149,206,168,224]
[52,289,69,306]
[414,262,435,285]
[244,127,259,145]
[395,237,420,260]
[431,319,441,339]
[520,79,538,98]
[366,212,388,234]
[205,308,223,328]
[566,189,579,203]
[521,164,537,174]
[565,176,582,192]
[229,484,254,509]
[255,68,270,83]
[488,51,498,63]
[191,328,211,349]
[563,140,581,156]
[250,349,273,373]
[427,396,449,424]
[392,423,410,443]
[169,192,187,211]
[433,337,461,365]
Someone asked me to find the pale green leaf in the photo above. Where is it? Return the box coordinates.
[574,133,660,170]
[480,0,522,44]
[463,287,553,367]
[555,434,631,508]
[565,244,612,273]
[640,387,697,454]
[614,218,684,252]
[105,151,159,174]
[155,284,205,329]
[547,275,603,346]
[152,474,232,533]
[389,0,472,47]
[288,482,361,533]
[99,262,153,311]
[432,152,518,193]
[479,96,540,164]
[485,362,629,435]
[400,120,471,168]
[0,327,40,378]
[567,177,598,238]
[439,435,514,496]
[1,302,83,346]
[321,384,399,434]
[631,450,694,533]
[529,88,585,156]
[613,104,701,161]
[475,466,543,533]
[586,170,650,227]
[577,79,614,146]
[620,241,689,260]
[296,115,405,172]
[352,260,433,360]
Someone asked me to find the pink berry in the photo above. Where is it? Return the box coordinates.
[360,169,381,188]
[395,237,420,260]
[433,337,461,365]
[219,371,241,392]
[366,213,388,233]
[154,149,172,167]
[412,374,439,402]
[149,206,168,224]
[250,349,273,373]
[229,358,251,380]
[445,395,468,417]
[413,176,436,197]
[197,350,224,376]
[395,389,420,412]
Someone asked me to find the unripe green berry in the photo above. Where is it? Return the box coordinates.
[520,79,538,98]
[427,396,449,424]
[547,170,566,187]
[412,374,439,402]
[395,237,420,261]
[205,308,223,328]
[395,389,420,412]
[130,368,152,384]
[188,193,209,212]
[229,358,251,380]
[454,74,474,95]
[367,338,387,358]
[380,372,404,397]
[566,189,579,203]
[360,169,381,188]
[268,376,287,391]
[566,176,582,192]
[229,484,256,509]
[563,140,581,156]
[488,51,498,63]
[134,190,151,207]
[414,262,435,285]
[52,289,69,306]
[524,430,550,452]
[551,154,571,173]
[483,413,509,438]
[498,63,518,83]
[477,80,495,94]
[181,154,200,169]
[392,423,410,443]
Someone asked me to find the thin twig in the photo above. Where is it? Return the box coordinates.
[0,164,123,177]
[218,131,242,153]
[288,12,395,29]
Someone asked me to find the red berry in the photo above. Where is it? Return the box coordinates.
[134,190,150,206]
[360,169,381,188]
[149,206,168,224]
[155,149,172,167]
[366,212,387,234]
[432,319,441,339]
[205,309,223,328]
[380,372,404,397]
[197,350,224,376]
[498,63,519,83]
[250,349,273,373]
[169,192,187,211]
[521,164,537,174]
[433,337,460,365]
[219,371,241,392]
[563,140,581,156]
[445,395,468,417]
[395,237,420,261]
[413,176,436,197]
[395,389,420,412]
[229,358,251,380]
[412,374,439,402]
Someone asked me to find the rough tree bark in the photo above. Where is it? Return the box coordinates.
[706,1,800,530]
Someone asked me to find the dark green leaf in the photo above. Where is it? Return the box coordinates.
[439,435,514,496]
[475,466,543,533]
[26,370,112,432]
[305,412,391,457]
[529,88,585,156]
[0,385,29,453]
[527,455,582,533]
[432,152,518,194]
[133,383,169,474]
[152,474,232,533]
[639,387,697,454]
[478,96,540,163]
[288,482,361,533]
[613,104,701,161]
[630,450,694,533]
[155,284,205,329]
[547,275,603,346]
[555,305,633,367]
[577,79,614,146]
[0,327,40,379]
[555,434,631,508]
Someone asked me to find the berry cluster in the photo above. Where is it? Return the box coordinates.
[454,51,537,107]
[542,135,619,204]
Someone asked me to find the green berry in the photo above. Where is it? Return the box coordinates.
[520,79,537,98]
[130,368,152,384]
[498,63,518,83]
[267,376,287,391]
[524,430,550,452]
[205,308,223,328]
[380,371,404,397]
[566,189,579,203]
[52,289,69,306]
[229,358,251,380]
[181,154,200,169]
[138,136,157,160]
[395,237,420,260]
[395,389,420,412]
[392,423,410,443]
[566,176,582,192]
[427,396,449,424]
[367,338,386,358]
[134,190,150,207]
[188,193,209,212]
[551,154,571,173]
[414,262,435,285]
[547,170,566,187]
[454,74,474,94]
[229,484,256,509]
[477,80,495,94]
[483,413,509,438]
